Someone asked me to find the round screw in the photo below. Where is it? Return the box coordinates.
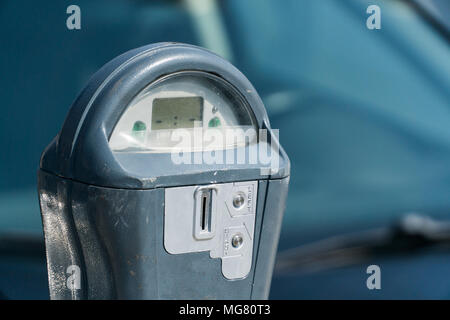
[232,234,244,249]
[233,193,245,209]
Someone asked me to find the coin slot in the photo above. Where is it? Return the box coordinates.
[200,191,212,232]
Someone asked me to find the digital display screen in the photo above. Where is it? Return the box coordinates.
[152,96,203,130]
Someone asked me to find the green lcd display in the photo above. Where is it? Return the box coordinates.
[151,96,204,130]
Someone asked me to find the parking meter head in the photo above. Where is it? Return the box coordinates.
[38,43,290,300]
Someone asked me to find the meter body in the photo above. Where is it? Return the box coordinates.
[38,43,290,299]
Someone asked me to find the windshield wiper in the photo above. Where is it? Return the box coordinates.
[274,213,450,275]
[0,233,45,259]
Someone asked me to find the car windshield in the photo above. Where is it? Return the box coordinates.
[0,0,449,299]
[224,0,450,247]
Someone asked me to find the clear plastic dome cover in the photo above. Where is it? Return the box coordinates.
[109,72,257,153]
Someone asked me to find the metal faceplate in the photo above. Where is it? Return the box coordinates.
[164,181,257,280]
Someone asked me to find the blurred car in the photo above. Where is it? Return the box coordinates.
[0,0,449,299]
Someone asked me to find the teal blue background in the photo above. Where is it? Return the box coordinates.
[0,0,449,299]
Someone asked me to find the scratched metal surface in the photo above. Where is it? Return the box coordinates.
[38,170,282,299]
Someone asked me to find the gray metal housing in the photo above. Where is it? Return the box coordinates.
[40,42,289,189]
[38,43,290,299]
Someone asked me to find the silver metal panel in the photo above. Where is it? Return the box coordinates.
[164,181,257,280]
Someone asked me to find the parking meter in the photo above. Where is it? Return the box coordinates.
[38,43,290,299]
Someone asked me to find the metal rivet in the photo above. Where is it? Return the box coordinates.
[232,234,243,249]
[233,193,245,209]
